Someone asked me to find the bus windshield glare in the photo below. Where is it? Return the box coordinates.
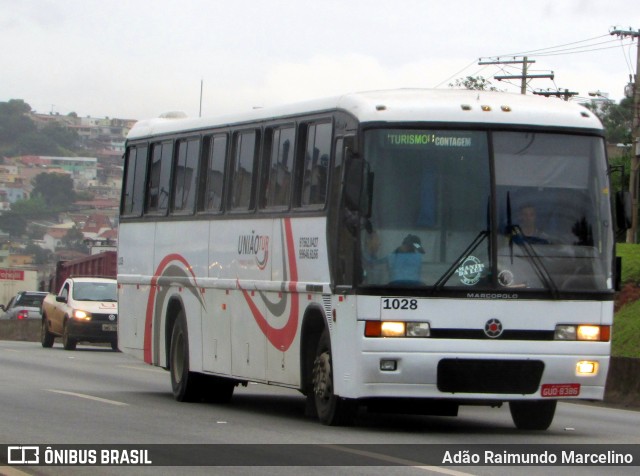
[360,129,614,293]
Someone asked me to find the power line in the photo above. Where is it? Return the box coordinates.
[534,41,635,57]
[432,59,478,88]
[493,34,610,58]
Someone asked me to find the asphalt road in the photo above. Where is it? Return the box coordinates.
[1,339,639,476]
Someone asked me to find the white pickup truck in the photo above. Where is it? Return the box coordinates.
[41,277,118,351]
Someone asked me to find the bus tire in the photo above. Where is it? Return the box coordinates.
[312,328,355,426]
[509,400,556,430]
[170,310,202,402]
[62,321,77,350]
[41,317,54,348]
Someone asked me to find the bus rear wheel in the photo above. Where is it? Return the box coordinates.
[509,400,557,430]
[170,310,203,402]
[312,328,355,426]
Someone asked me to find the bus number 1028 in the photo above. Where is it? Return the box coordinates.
[382,298,418,310]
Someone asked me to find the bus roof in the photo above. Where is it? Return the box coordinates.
[127,88,603,140]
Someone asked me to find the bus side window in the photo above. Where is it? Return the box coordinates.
[200,134,228,212]
[299,121,332,208]
[262,126,294,210]
[146,141,173,215]
[229,130,259,211]
[171,137,200,214]
[122,144,148,217]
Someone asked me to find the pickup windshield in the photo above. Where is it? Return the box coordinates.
[73,282,118,302]
[359,129,613,294]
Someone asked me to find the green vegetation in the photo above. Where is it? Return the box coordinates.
[613,300,640,358]
[613,244,640,358]
[617,243,640,284]
[0,99,81,156]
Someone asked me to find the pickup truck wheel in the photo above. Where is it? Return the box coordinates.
[170,310,202,402]
[62,321,77,351]
[41,318,54,348]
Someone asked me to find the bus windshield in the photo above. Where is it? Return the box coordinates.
[360,128,613,294]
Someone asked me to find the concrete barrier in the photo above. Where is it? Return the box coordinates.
[0,319,638,408]
[0,319,40,342]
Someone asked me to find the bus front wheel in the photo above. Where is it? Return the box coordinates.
[312,328,355,426]
[509,400,557,430]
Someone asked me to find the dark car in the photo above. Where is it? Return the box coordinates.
[0,291,48,320]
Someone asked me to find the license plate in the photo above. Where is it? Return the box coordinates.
[102,324,117,332]
[541,383,580,397]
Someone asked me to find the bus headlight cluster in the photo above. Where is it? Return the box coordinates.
[365,321,430,337]
[554,325,610,342]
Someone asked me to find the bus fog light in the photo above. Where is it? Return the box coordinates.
[380,359,397,371]
[576,361,599,375]
[406,322,430,337]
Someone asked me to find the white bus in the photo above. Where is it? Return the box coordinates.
[118,89,620,430]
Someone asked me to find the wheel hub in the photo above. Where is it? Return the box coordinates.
[312,352,332,400]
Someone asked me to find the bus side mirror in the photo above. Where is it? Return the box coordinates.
[615,191,632,231]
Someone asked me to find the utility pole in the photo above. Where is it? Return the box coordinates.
[479,57,554,94]
[611,27,640,243]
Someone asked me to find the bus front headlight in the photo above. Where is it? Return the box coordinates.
[554,325,610,342]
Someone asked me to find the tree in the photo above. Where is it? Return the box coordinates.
[449,76,501,91]
[584,97,633,145]
[11,195,49,218]
[24,241,52,265]
[0,99,82,156]
[0,99,36,155]
[0,211,27,237]
[31,173,77,210]
[60,225,89,254]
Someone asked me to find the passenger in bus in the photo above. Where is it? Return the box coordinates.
[388,234,425,284]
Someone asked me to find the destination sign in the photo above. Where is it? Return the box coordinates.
[385,132,473,148]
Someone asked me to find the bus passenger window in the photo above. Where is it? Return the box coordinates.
[301,122,331,207]
[172,138,200,213]
[201,134,227,212]
[230,130,258,211]
[263,126,294,209]
[122,145,148,217]
[146,141,173,214]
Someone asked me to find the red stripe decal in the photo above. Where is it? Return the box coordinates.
[143,253,196,364]
[239,217,299,351]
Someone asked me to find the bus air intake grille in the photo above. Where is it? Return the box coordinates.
[437,359,544,394]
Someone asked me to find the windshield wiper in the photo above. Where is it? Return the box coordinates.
[433,230,489,291]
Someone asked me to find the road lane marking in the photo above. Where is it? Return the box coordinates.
[325,444,477,475]
[46,389,128,406]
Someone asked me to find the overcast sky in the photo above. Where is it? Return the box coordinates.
[2,0,638,120]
